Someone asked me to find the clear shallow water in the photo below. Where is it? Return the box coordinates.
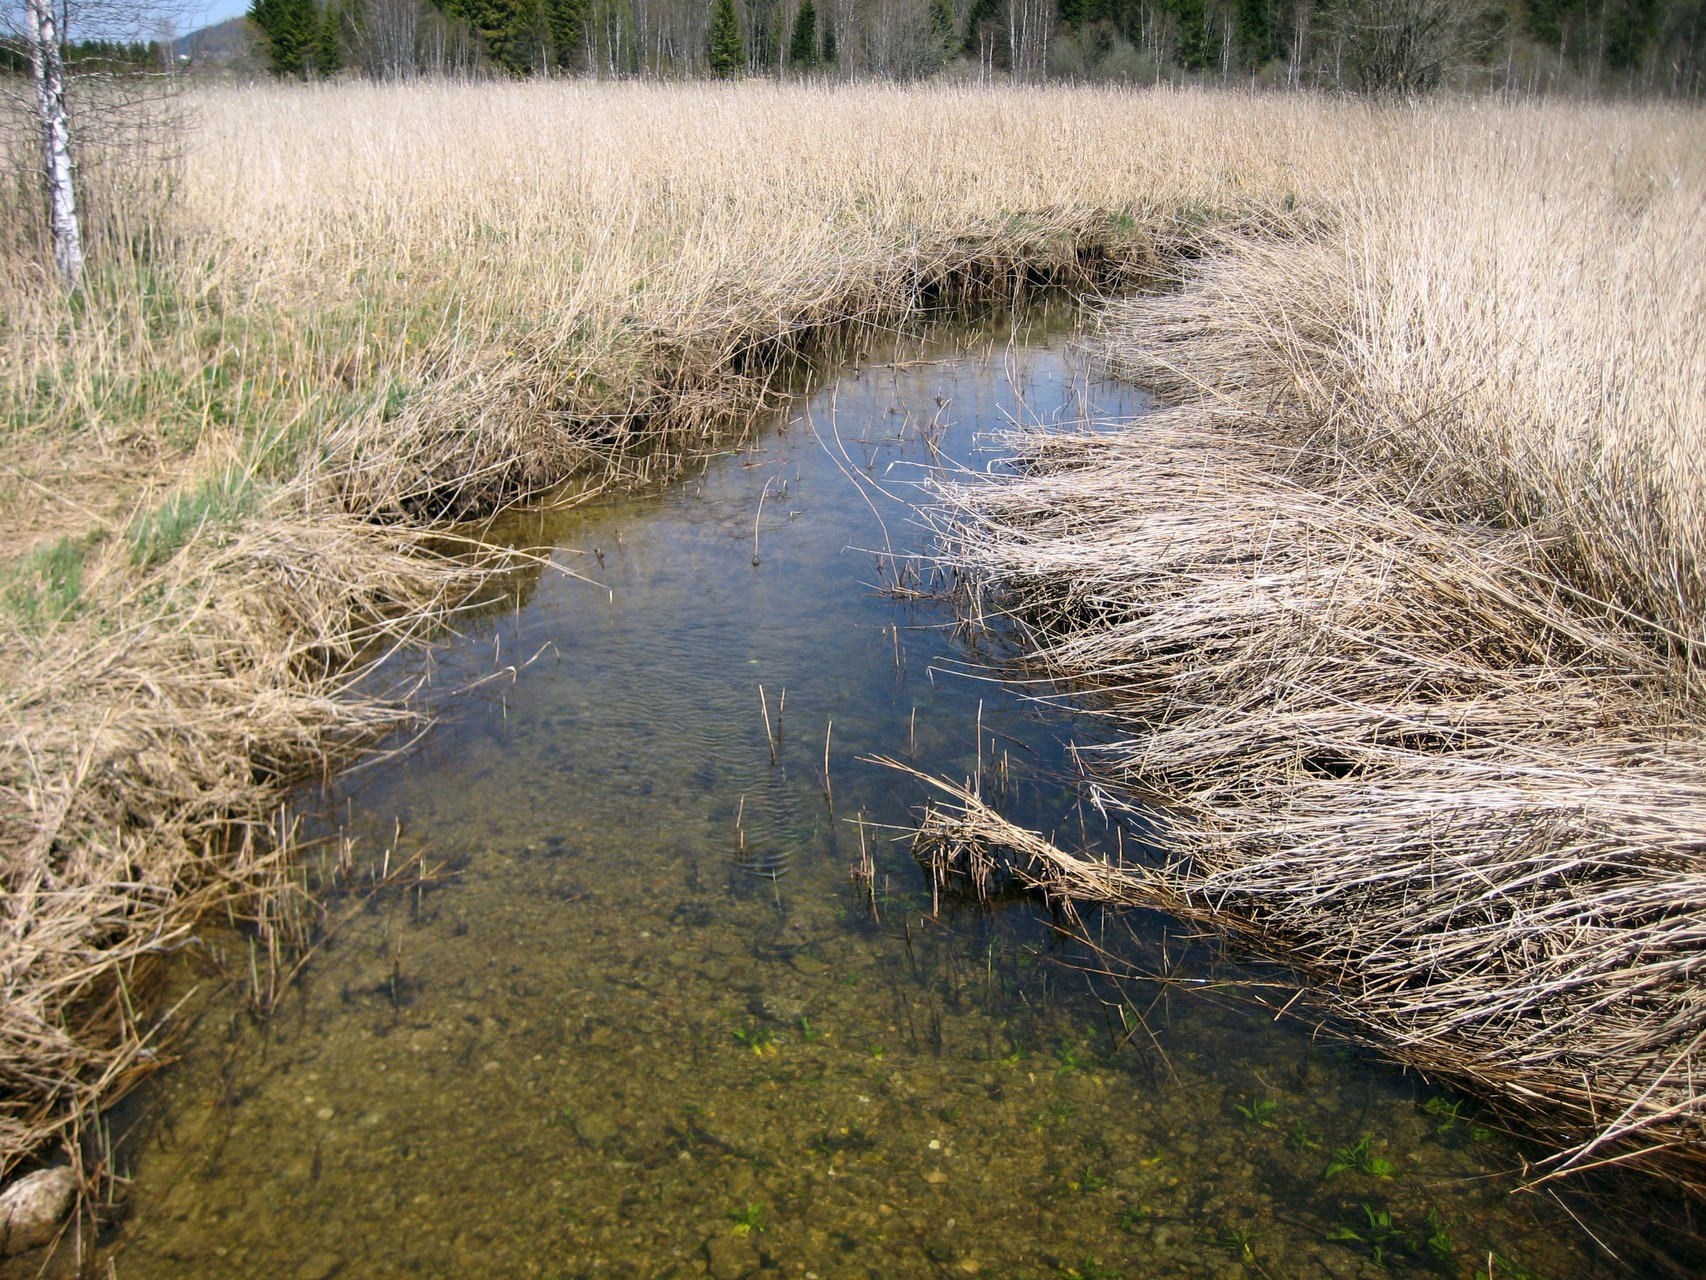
[85,310,1624,1280]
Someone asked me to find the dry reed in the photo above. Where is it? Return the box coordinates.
[0,513,482,1177]
[920,99,1706,1189]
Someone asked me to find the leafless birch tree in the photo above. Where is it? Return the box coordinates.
[19,0,81,284]
[3,1,187,286]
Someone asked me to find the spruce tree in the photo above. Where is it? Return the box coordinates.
[821,15,836,61]
[1604,0,1661,69]
[962,0,999,53]
[928,0,956,56]
[545,0,588,69]
[1171,0,1211,67]
[250,0,319,75]
[315,0,343,74]
[437,0,540,74]
[787,0,819,68]
[1236,0,1270,66]
[709,0,744,76]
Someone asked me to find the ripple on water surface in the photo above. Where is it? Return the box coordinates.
[90,309,1628,1280]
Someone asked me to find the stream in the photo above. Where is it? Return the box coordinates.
[94,306,1621,1280]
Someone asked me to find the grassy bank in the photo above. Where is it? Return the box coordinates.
[0,81,1361,1190]
[920,99,1706,1190]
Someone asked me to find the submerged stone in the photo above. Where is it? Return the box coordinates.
[0,1166,78,1256]
[705,1233,760,1279]
[294,1251,343,1280]
[574,1112,620,1146]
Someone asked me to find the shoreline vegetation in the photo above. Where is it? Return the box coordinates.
[0,80,1700,1220]
[915,103,1706,1189]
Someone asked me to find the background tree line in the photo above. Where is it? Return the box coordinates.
[0,39,170,75]
[241,0,1706,96]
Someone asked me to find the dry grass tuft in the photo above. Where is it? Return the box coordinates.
[922,99,1706,1189]
[1098,99,1706,678]
[0,510,485,1176]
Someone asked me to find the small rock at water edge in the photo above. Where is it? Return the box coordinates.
[0,1166,79,1256]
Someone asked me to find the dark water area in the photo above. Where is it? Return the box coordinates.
[86,308,1630,1280]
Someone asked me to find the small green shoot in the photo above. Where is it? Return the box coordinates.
[1424,1208,1455,1262]
[1287,1118,1321,1152]
[1213,1224,1256,1263]
[1065,1165,1106,1193]
[1323,1134,1396,1180]
[732,1026,780,1055]
[1054,1037,1094,1075]
[1116,1203,1153,1231]
[798,1015,821,1042]
[1421,1095,1465,1134]
[728,1202,767,1236]
[866,1043,887,1060]
[1037,1100,1077,1127]
[1326,1203,1405,1268]
[1422,1095,1496,1142]
[1233,1097,1278,1131]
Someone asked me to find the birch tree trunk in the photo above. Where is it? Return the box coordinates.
[24,0,83,288]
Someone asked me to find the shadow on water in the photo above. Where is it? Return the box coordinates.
[64,303,1677,1279]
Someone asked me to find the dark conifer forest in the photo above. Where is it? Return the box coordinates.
[244,0,1704,95]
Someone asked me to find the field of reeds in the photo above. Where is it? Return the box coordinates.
[917,100,1706,1190]
[0,79,1699,1211]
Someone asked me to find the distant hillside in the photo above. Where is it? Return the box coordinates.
[175,15,263,66]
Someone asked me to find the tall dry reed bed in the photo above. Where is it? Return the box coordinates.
[0,82,1362,1192]
[921,101,1706,1189]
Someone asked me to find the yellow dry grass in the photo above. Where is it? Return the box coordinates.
[0,81,1699,1201]
[1099,97,1706,673]
[923,97,1706,1186]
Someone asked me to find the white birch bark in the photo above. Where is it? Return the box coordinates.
[24,0,83,288]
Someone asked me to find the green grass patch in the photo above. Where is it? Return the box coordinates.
[129,470,259,569]
[2,534,94,625]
